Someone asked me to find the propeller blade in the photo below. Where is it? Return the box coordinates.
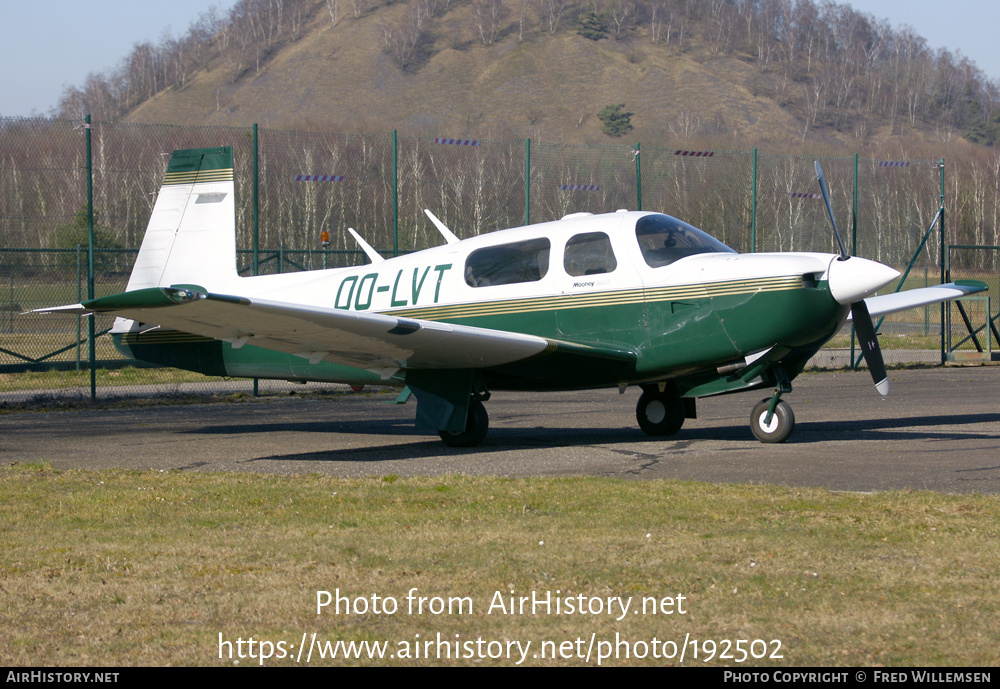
[816,162,888,394]
[814,161,850,260]
[851,299,889,395]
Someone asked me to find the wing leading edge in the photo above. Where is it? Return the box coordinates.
[35,287,635,377]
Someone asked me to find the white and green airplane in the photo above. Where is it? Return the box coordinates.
[37,146,986,446]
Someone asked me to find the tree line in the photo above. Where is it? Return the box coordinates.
[3,118,997,278]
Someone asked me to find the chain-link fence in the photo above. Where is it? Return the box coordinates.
[2,115,997,404]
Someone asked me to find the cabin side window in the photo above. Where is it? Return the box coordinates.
[635,214,736,268]
[564,232,618,277]
[465,238,551,287]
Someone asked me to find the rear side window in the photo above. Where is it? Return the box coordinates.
[465,238,551,287]
[564,232,617,276]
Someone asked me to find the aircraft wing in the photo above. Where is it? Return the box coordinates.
[847,281,988,321]
[34,286,636,376]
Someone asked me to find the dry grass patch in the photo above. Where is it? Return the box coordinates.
[1,464,997,666]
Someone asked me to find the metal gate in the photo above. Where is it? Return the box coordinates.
[945,244,1000,362]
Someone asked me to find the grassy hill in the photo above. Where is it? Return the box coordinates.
[48,0,1000,152]
[119,1,865,147]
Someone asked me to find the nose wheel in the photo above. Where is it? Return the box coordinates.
[750,398,795,443]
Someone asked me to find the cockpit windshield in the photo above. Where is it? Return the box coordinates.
[635,214,736,268]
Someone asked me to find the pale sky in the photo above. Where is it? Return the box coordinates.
[0,0,240,117]
[1,0,998,118]
[846,0,1000,79]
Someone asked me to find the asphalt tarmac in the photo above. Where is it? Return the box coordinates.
[3,367,999,494]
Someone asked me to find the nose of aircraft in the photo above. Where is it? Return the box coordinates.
[827,256,900,305]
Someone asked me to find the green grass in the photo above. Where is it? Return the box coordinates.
[823,333,942,350]
[1,278,130,310]
[0,366,230,393]
[2,464,997,666]
[0,332,126,365]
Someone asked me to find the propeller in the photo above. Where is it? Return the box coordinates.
[814,161,889,395]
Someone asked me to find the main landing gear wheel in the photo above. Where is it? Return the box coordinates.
[750,398,795,443]
[636,387,685,436]
[439,399,489,448]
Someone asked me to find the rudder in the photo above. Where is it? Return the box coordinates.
[125,146,238,292]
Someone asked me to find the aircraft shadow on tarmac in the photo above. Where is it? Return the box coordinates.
[795,412,1000,441]
[184,411,1000,464]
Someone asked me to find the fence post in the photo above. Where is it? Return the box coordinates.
[392,130,399,257]
[939,159,946,365]
[76,245,82,370]
[253,123,260,276]
[635,142,642,211]
[524,138,531,226]
[751,148,757,253]
[5,270,10,334]
[846,154,858,369]
[253,123,260,396]
[851,153,858,255]
[85,114,96,401]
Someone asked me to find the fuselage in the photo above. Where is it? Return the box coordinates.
[114,210,894,394]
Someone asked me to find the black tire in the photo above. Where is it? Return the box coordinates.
[439,399,489,447]
[636,388,685,436]
[750,398,795,443]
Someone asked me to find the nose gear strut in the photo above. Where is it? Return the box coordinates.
[750,364,795,443]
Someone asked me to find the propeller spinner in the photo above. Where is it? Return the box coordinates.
[814,161,892,395]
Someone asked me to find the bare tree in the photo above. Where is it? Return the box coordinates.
[517,0,531,40]
[473,0,508,45]
[747,0,780,72]
[802,66,835,141]
[649,1,666,44]
[670,108,701,138]
[537,0,570,34]
[608,0,632,39]
[290,3,305,38]
[381,2,435,70]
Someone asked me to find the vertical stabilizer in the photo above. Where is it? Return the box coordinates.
[125,147,238,291]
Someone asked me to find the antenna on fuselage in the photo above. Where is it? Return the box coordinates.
[347,228,385,264]
[423,209,460,245]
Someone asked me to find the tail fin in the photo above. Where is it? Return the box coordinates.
[125,146,238,292]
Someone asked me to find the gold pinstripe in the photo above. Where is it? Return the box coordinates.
[644,275,802,301]
[388,275,806,321]
[162,168,234,185]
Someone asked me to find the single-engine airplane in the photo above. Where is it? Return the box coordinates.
[36,147,986,446]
